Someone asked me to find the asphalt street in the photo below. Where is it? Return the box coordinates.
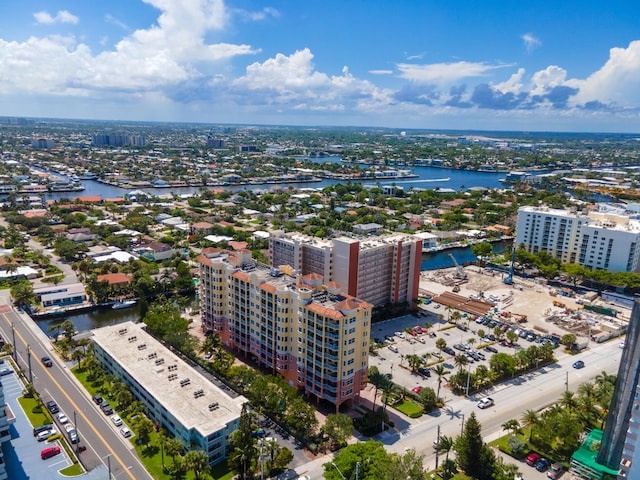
[0,289,153,480]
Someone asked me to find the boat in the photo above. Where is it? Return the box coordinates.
[112,299,137,310]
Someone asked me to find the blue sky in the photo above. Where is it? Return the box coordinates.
[1,0,639,132]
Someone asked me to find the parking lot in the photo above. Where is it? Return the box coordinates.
[368,303,562,402]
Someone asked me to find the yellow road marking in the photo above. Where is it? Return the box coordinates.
[2,312,137,480]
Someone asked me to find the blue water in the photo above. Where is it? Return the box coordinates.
[421,240,510,270]
[27,162,507,202]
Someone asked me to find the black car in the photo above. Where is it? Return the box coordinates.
[418,367,431,377]
[92,394,103,405]
[46,401,59,414]
[33,423,54,436]
[41,356,53,367]
[443,347,456,355]
[100,401,113,415]
[484,346,498,353]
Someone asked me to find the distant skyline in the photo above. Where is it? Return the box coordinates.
[1,1,639,133]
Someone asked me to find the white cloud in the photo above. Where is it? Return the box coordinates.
[396,61,511,86]
[2,0,258,94]
[530,65,568,96]
[494,68,526,94]
[105,14,130,31]
[234,7,280,21]
[569,40,640,107]
[34,10,79,25]
[522,33,541,54]
[369,69,393,75]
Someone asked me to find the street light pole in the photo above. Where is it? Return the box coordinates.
[26,343,33,384]
[461,414,465,436]
[11,323,17,363]
[565,371,569,392]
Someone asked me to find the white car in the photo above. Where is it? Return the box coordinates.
[477,397,494,409]
[64,423,75,433]
[57,413,69,424]
[37,429,56,442]
[120,427,132,438]
[111,415,123,427]
[394,331,406,339]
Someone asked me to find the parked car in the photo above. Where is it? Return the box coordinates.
[411,386,422,394]
[92,394,103,405]
[484,346,498,353]
[418,367,431,377]
[37,429,56,442]
[57,413,69,424]
[68,428,79,444]
[388,345,399,353]
[33,424,54,437]
[526,452,542,466]
[41,446,61,460]
[100,401,113,415]
[477,397,494,409]
[0,367,12,376]
[547,462,564,479]
[41,356,53,367]
[111,415,123,427]
[573,360,585,369]
[443,347,456,355]
[120,427,132,438]
[536,458,551,472]
[46,401,59,414]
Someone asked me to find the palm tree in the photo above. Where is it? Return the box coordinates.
[578,381,596,399]
[184,449,210,480]
[560,390,578,412]
[454,354,468,371]
[433,364,449,402]
[501,418,521,437]
[369,369,385,411]
[436,435,454,463]
[406,354,422,373]
[521,409,539,442]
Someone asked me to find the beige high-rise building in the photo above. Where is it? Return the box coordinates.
[198,248,373,410]
[269,231,422,308]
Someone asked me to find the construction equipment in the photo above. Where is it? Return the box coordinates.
[504,248,516,285]
[449,253,467,280]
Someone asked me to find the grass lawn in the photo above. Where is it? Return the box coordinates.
[393,400,424,418]
[72,366,234,480]
[18,396,52,427]
[60,464,84,476]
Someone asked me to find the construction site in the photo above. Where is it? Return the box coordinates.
[419,262,629,347]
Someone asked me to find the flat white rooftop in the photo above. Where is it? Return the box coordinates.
[91,321,245,437]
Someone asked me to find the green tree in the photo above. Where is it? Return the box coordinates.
[406,353,422,373]
[184,450,210,480]
[228,404,258,479]
[135,417,155,446]
[322,413,353,450]
[432,364,449,402]
[165,437,185,466]
[323,441,391,480]
[454,412,496,480]
[10,280,35,309]
[521,409,539,442]
[561,333,577,350]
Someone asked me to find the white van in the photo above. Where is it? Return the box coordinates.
[388,345,399,353]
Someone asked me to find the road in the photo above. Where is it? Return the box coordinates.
[298,340,622,479]
[0,291,153,480]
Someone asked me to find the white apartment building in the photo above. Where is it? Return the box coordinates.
[515,206,640,272]
[0,377,14,480]
[269,231,422,307]
[91,322,245,466]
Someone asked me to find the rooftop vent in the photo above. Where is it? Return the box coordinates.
[193,389,205,398]
[168,373,178,381]
[127,335,137,343]
[137,343,147,350]
[168,364,178,372]
[147,352,157,360]
[180,378,191,387]
[155,358,165,365]
[118,328,128,335]
[208,402,219,411]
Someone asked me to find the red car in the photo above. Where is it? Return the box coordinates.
[526,452,541,466]
[411,386,422,394]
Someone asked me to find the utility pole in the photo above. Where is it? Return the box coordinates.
[74,411,78,455]
[461,414,465,437]
[435,424,441,471]
[565,371,569,392]
[11,323,17,363]
[27,343,33,384]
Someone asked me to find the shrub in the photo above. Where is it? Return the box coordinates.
[507,436,527,458]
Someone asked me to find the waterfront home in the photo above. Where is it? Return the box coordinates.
[96,273,132,286]
[34,283,87,308]
[352,223,383,235]
[136,242,176,261]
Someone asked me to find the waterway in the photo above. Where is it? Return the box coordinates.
[26,159,510,333]
[20,160,507,202]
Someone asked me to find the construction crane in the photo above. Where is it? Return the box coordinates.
[504,248,516,285]
[448,253,467,280]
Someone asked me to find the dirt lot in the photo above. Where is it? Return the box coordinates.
[420,266,609,337]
